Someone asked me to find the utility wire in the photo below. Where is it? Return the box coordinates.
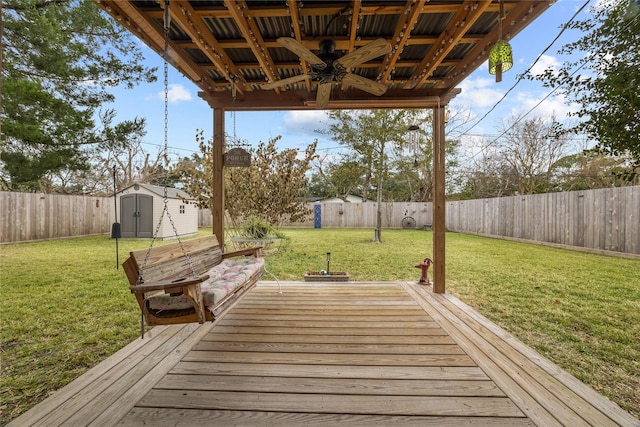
[459,0,591,136]
[464,2,639,163]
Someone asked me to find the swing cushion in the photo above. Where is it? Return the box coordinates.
[146,257,265,312]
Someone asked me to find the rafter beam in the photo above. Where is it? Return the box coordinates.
[286,0,311,91]
[440,1,551,89]
[168,0,247,94]
[224,0,279,91]
[405,0,492,90]
[380,0,425,84]
[347,0,361,53]
[97,1,209,89]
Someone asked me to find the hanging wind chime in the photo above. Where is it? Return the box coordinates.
[488,0,513,82]
[408,125,420,168]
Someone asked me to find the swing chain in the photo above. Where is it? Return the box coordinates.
[137,0,196,284]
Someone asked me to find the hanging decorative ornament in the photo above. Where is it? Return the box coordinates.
[408,124,420,168]
[488,0,512,82]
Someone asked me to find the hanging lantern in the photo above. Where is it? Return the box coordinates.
[488,0,512,83]
[489,40,513,82]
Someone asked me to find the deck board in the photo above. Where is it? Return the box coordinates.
[9,282,638,426]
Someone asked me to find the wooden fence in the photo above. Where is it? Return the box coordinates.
[198,202,433,230]
[0,192,112,243]
[445,186,640,255]
[4,187,639,255]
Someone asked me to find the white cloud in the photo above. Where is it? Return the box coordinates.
[529,54,561,77]
[454,76,506,109]
[283,110,330,136]
[510,91,578,123]
[148,83,193,103]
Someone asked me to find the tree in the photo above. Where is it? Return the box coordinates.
[530,0,640,176]
[323,109,464,239]
[457,115,577,199]
[226,136,317,227]
[552,150,638,191]
[458,114,577,198]
[497,114,573,195]
[1,0,156,191]
[308,155,368,201]
[176,131,317,228]
[325,109,426,242]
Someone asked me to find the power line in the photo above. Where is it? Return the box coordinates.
[463,3,639,162]
[459,0,591,136]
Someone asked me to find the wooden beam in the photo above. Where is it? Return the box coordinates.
[432,104,446,294]
[286,0,312,91]
[168,0,247,93]
[212,108,225,244]
[405,0,492,90]
[224,0,279,89]
[380,0,425,84]
[199,87,459,111]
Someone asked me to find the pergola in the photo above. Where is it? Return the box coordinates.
[95,0,552,293]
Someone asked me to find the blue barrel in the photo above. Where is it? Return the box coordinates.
[314,204,322,228]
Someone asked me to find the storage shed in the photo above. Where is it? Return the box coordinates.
[116,183,198,239]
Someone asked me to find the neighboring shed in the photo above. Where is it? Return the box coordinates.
[116,183,198,239]
[322,194,363,203]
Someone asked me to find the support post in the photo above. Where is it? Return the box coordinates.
[212,108,225,244]
[432,104,446,293]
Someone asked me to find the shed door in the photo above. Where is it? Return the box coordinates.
[120,194,153,238]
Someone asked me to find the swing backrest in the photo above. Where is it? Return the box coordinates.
[122,235,223,286]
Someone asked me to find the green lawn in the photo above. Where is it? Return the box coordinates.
[1,228,638,423]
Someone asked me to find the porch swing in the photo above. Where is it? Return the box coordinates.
[121,2,264,336]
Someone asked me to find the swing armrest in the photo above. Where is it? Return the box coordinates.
[129,274,210,294]
[223,247,263,258]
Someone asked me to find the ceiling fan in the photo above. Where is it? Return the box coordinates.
[262,37,392,109]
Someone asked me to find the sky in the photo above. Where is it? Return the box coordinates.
[104,0,598,162]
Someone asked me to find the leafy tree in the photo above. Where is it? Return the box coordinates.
[172,131,212,209]
[177,131,317,228]
[308,155,367,201]
[552,150,638,191]
[325,109,426,242]
[1,0,156,191]
[530,0,640,175]
[226,136,317,227]
[323,109,466,239]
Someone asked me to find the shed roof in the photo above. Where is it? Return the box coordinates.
[120,183,194,201]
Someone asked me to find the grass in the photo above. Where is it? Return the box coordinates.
[1,228,638,423]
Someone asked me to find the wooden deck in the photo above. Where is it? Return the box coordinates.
[10,282,637,426]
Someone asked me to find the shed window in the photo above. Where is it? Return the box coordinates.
[179,204,185,214]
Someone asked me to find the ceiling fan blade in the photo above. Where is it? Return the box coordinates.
[262,74,310,90]
[277,37,326,68]
[335,38,391,69]
[316,82,332,109]
[342,73,388,96]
